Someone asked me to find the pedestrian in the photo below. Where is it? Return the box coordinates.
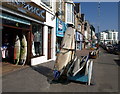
[96,43,99,50]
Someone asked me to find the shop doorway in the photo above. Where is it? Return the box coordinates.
[47,27,52,60]
[1,25,31,65]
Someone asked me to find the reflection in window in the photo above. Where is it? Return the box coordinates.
[32,23,43,57]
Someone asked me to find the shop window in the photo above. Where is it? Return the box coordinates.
[32,23,43,57]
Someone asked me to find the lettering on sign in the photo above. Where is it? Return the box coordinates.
[2,0,46,22]
[58,20,63,31]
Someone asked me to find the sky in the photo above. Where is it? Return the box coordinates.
[74,2,118,33]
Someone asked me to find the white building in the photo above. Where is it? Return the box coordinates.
[30,0,57,65]
[100,30,118,44]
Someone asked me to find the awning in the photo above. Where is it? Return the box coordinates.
[0,13,30,25]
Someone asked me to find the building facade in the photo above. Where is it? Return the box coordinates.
[100,30,118,45]
[84,20,91,49]
[55,0,75,53]
[74,3,83,50]
[56,0,66,53]
[1,0,56,66]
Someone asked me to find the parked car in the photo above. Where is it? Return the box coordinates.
[113,44,120,54]
[106,44,114,53]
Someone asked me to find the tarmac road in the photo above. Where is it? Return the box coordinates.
[2,47,119,92]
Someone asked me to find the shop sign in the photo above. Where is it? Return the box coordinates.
[58,20,63,31]
[76,32,83,41]
[2,0,46,22]
[80,33,83,41]
[56,18,66,37]
[76,32,80,41]
[78,24,81,31]
[2,18,31,29]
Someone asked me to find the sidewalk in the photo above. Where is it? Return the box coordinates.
[76,49,92,57]
[2,48,119,92]
[2,62,29,76]
[1,49,92,76]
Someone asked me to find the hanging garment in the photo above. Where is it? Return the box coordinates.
[32,42,36,56]
[1,46,7,58]
[34,42,40,55]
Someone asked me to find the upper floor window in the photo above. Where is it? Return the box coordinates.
[108,33,112,39]
[113,33,116,40]
[65,3,74,24]
[106,34,108,39]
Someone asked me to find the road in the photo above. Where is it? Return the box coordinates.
[2,47,119,92]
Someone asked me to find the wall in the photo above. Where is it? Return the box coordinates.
[31,12,56,65]
[31,1,56,65]
[56,0,65,22]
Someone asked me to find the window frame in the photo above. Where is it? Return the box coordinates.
[65,2,74,25]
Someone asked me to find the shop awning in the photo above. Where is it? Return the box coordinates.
[0,13,30,25]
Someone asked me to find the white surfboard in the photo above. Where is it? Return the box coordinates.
[20,35,27,66]
[54,27,75,73]
[14,35,21,65]
[88,60,93,85]
[32,41,36,56]
[85,60,90,75]
[72,55,89,76]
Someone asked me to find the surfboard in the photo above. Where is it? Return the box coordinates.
[88,60,93,85]
[32,41,36,56]
[54,27,75,74]
[85,60,90,75]
[72,55,89,76]
[14,35,21,65]
[20,35,27,66]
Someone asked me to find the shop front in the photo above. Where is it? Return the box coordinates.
[1,1,56,66]
[56,18,66,53]
[1,11,31,65]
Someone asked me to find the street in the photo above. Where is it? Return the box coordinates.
[2,47,119,92]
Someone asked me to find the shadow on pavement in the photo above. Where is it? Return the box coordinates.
[31,65,54,80]
[31,65,70,85]
[114,59,120,66]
